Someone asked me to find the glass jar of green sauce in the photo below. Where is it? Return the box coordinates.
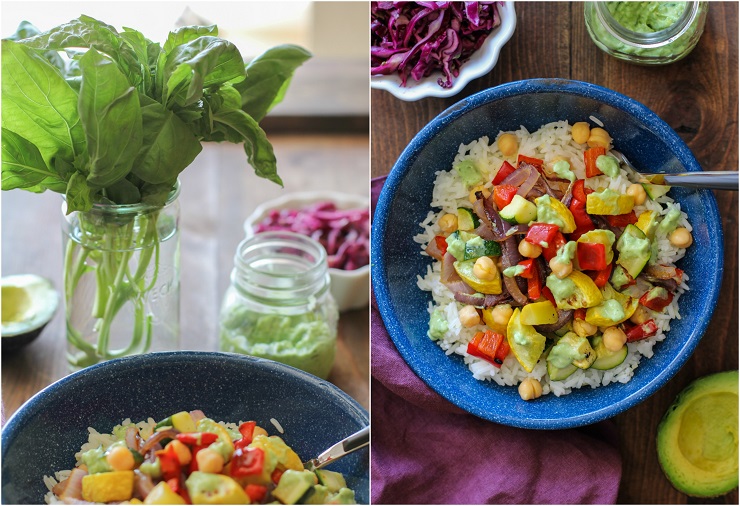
[219,231,338,379]
[584,2,708,65]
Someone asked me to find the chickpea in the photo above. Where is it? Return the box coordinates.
[669,227,693,248]
[518,240,543,258]
[587,127,612,149]
[626,183,647,206]
[459,305,481,327]
[491,304,514,327]
[630,305,651,325]
[571,122,591,144]
[518,378,543,401]
[196,448,224,474]
[473,256,498,281]
[603,327,627,352]
[549,257,573,279]
[497,133,519,157]
[438,213,458,234]
[106,445,135,471]
[469,185,491,204]
[165,439,192,466]
[573,318,597,338]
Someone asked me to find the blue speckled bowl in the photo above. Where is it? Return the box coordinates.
[1,352,369,504]
[372,78,723,429]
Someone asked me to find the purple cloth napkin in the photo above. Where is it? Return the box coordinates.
[370,176,622,505]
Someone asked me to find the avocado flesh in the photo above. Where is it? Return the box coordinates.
[657,371,739,497]
[1,275,59,351]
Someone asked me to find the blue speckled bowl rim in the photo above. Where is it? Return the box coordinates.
[372,78,723,429]
[2,351,369,501]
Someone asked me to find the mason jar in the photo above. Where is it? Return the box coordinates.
[219,231,338,379]
[62,183,180,370]
[584,1,708,65]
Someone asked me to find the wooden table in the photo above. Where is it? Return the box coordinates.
[2,133,370,418]
[371,2,737,504]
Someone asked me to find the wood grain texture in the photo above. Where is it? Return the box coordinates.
[371,2,737,503]
[2,134,370,419]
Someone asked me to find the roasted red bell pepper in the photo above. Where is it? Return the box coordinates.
[493,184,519,210]
[577,242,608,271]
[271,468,284,484]
[584,147,606,177]
[542,286,557,308]
[467,330,507,368]
[542,231,567,262]
[574,308,587,321]
[587,262,613,288]
[625,319,659,342]
[605,211,638,228]
[518,258,536,279]
[495,338,510,364]
[517,154,544,171]
[639,286,674,312]
[528,273,542,301]
[176,432,219,447]
[230,446,265,478]
[525,223,560,247]
[245,484,268,503]
[435,236,448,256]
[234,421,257,450]
[572,179,593,203]
[156,445,182,481]
[492,160,517,185]
[569,198,595,230]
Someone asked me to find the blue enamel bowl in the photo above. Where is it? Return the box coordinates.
[1,352,369,504]
[372,78,723,429]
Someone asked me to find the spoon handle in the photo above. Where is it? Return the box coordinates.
[303,426,369,471]
[646,171,739,191]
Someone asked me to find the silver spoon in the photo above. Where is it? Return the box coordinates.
[611,150,738,191]
[303,426,369,471]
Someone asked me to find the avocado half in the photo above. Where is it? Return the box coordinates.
[657,370,739,497]
[1,274,59,352]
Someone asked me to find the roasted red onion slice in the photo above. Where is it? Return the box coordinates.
[516,163,540,197]
[535,309,574,333]
[140,428,178,455]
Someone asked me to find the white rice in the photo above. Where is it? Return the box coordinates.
[270,417,284,434]
[415,120,689,397]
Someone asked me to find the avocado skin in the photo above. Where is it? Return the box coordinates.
[2,324,46,353]
[656,371,739,497]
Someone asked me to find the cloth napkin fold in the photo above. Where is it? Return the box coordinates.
[370,176,622,505]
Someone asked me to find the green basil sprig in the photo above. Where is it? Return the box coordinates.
[1,16,311,212]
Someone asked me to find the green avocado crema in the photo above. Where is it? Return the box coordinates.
[455,160,484,187]
[511,325,531,347]
[428,309,448,340]
[548,340,586,369]
[595,155,620,178]
[553,160,576,182]
[555,241,577,265]
[220,309,336,379]
[607,2,687,33]
[601,298,626,322]
[546,273,576,300]
[503,265,526,278]
[658,205,682,234]
[536,195,569,230]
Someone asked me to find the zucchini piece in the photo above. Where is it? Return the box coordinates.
[457,207,480,231]
[616,224,651,279]
[463,239,502,260]
[642,183,671,201]
[500,195,537,224]
[315,469,347,493]
[590,334,628,370]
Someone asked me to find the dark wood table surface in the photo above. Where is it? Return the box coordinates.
[2,133,370,418]
[371,2,738,504]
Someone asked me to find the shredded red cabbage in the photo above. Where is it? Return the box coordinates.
[371,2,502,88]
[255,202,370,271]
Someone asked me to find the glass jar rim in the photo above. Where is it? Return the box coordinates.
[231,231,330,305]
[63,180,181,215]
[594,1,699,49]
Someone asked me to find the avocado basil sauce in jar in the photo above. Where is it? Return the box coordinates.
[219,232,338,379]
[585,2,708,64]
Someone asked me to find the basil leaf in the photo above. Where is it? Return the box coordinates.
[235,45,311,122]
[132,95,202,185]
[19,15,142,88]
[1,128,63,191]
[7,20,67,72]
[78,48,143,187]
[105,176,141,204]
[140,181,176,206]
[119,28,153,93]
[65,170,95,213]
[1,40,85,167]
[163,25,218,53]
[212,109,282,186]
[162,36,246,107]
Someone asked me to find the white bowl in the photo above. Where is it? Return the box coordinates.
[244,191,370,312]
[371,1,517,101]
